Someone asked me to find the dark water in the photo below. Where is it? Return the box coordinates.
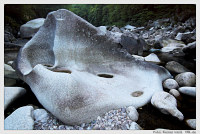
[4,50,196,130]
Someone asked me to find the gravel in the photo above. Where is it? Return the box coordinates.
[34,107,135,130]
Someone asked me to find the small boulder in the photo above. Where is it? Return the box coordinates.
[120,32,144,55]
[155,35,162,42]
[144,53,161,64]
[126,106,139,121]
[175,72,196,86]
[129,122,142,130]
[178,87,196,97]
[175,32,195,44]
[4,64,18,86]
[182,41,196,59]
[186,119,196,129]
[163,79,179,90]
[165,61,190,74]
[111,27,121,33]
[4,87,26,110]
[20,18,45,39]
[4,106,34,130]
[142,33,149,39]
[151,91,184,120]
[169,89,180,98]
[98,26,107,34]
[153,41,163,49]
[7,61,14,67]
[4,30,16,42]
[124,25,136,31]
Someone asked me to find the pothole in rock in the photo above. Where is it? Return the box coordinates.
[97,74,114,78]
[52,69,72,74]
[131,91,143,97]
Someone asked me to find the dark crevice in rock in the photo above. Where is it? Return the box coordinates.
[52,69,72,74]
[97,74,114,78]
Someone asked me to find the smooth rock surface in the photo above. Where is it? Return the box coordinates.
[151,91,184,120]
[144,53,161,64]
[186,119,196,129]
[4,87,26,110]
[4,106,34,130]
[163,79,179,90]
[20,18,45,38]
[16,9,171,125]
[165,61,190,73]
[175,72,196,86]
[178,87,196,97]
[33,109,49,123]
[126,106,139,121]
[169,89,180,98]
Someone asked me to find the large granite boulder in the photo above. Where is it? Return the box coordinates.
[120,32,147,55]
[15,9,171,125]
[20,18,45,39]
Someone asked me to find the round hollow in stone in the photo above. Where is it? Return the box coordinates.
[131,91,143,97]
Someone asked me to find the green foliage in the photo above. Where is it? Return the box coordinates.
[5,4,196,32]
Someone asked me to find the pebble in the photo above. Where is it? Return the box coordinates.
[169,89,180,98]
[163,79,179,90]
[178,87,196,97]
